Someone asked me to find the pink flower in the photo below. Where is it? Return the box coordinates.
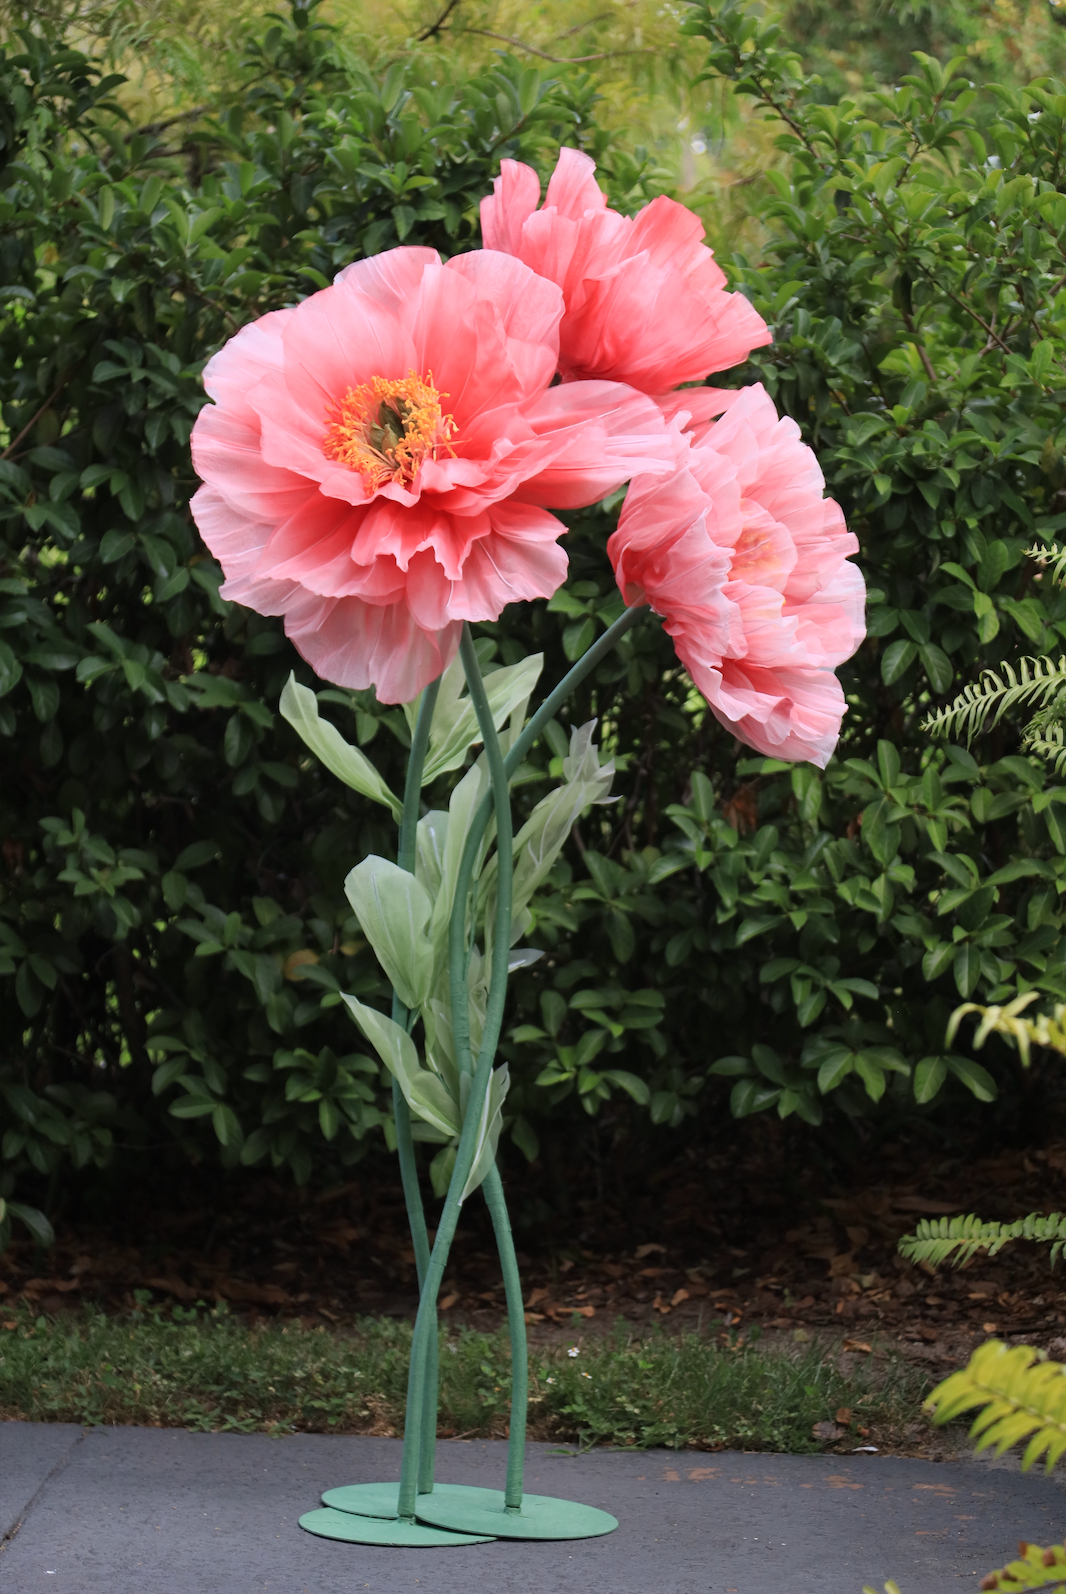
[190,247,670,702]
[480,147,771,395]
[609,385,866,768]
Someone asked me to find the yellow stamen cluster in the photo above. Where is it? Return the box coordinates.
[322,371,456,489]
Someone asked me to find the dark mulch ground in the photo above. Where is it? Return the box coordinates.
[4,1125,1063,1403]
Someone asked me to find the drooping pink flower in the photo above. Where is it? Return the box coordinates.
[480,147,771,395]
[190,247,671,702]
[609,385,866,768]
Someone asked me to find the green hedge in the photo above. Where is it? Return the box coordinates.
[1,0,1065,1234]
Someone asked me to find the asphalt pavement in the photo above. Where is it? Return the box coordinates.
[0,1423,1062,1594]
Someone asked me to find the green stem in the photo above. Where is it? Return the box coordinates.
[509,603,648,778]
[439,604,651,1511]
[396,626,515,1522]
[448,604,650,1079]
[481,1163,527,1510]
[452,606,654,1511]
[390,677,440,1496]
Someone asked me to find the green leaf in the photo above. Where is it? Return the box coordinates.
[918,643,953,694]
[709,1055,753,1077]
[280,674,401,817]
[913,1055,948,1103]
[211,1103,243,1147]
[953,944,981,998]
[602,1068,651,1105]
[341,994,457,1137]
[881,640,918,685]
[816,1046,853,1093]
[853,1053,886,1102]
[511,1114,539,1161]
[5,1200,55,1247]
[0,640,23,698]
[343,856,435,1011]
[409,1072,462,1137]
[461,1063,510,1201]
[419,652,543,783]
[946,1055,997,1102]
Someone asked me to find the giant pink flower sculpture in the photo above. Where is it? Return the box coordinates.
[480,148,771,396]
[190,247,671,702]
[609,384,866,768]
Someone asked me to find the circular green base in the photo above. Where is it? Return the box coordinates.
[321,1482,405,1519]
[321,1481,511,1521]
[299,1507,494,1547]
[416,1486,618,1541]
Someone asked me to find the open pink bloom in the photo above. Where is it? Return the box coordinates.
[190,246,671,701]
[609,385,866,768]
[480,147,771,395]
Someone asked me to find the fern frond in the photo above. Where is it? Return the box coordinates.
[922,657,1066,745]
[948,996,1066,1062]
[898,1211,1066,1268]
[1028,539,1066,589]
[978,1541,1066,1592]
[925,1341,1066,1473]
[947,992,1040,1060]
[863,1543,1066,1594]
[1025,723,1066,776]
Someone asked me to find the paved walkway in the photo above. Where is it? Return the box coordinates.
[0,1423,1061,1593]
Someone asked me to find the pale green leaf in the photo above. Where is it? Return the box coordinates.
[420,653,543,783]
[343,857,435,1010]
[280,674,400,817]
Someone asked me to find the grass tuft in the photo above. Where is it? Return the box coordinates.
[0,1299,929,1452]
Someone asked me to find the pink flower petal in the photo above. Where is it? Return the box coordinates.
[543,146,608,219]
[481,148,771,393]
[284,588,462,704]
[611,383,865,765]
[191,245,666,700]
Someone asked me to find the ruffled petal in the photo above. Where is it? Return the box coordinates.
[515,381,675,509]
[334,246,440,308]
[610,381,864,766]
[444,250,563,397]
[483,148,771,392]
[444,500,569,619]
[706,663,848,769]
[191,392,311,525]
[191,484,306,615]
[480,160,543,255]
[654,387,742,442]
[191,242,713,701]
[284,589,462,704]
[543,145,608,219]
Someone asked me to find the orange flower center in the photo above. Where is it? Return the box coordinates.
[322,372,457,489]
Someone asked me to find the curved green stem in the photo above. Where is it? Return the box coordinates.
[436,604,651,1512]
[481,1162,527,1509]
[510,603,649,778]
[394,607,650,1519]
[463,605,649,902]
[390,677,440,1495]
[396,626,515,1522]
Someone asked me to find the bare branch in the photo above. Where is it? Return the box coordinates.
[1,371,74,462]
[553,12,614,41]
[464,27,656,63]
[416,0,462,42]
[134,105,209,138]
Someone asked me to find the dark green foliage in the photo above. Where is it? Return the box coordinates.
[0,6,631,1219]
[2,0,1066,1235]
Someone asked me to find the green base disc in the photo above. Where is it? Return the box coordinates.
[416,1486,618,1541]
[322,1481,506,1522]
[321,1482,405,1519]
[299,1507,494,1547]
